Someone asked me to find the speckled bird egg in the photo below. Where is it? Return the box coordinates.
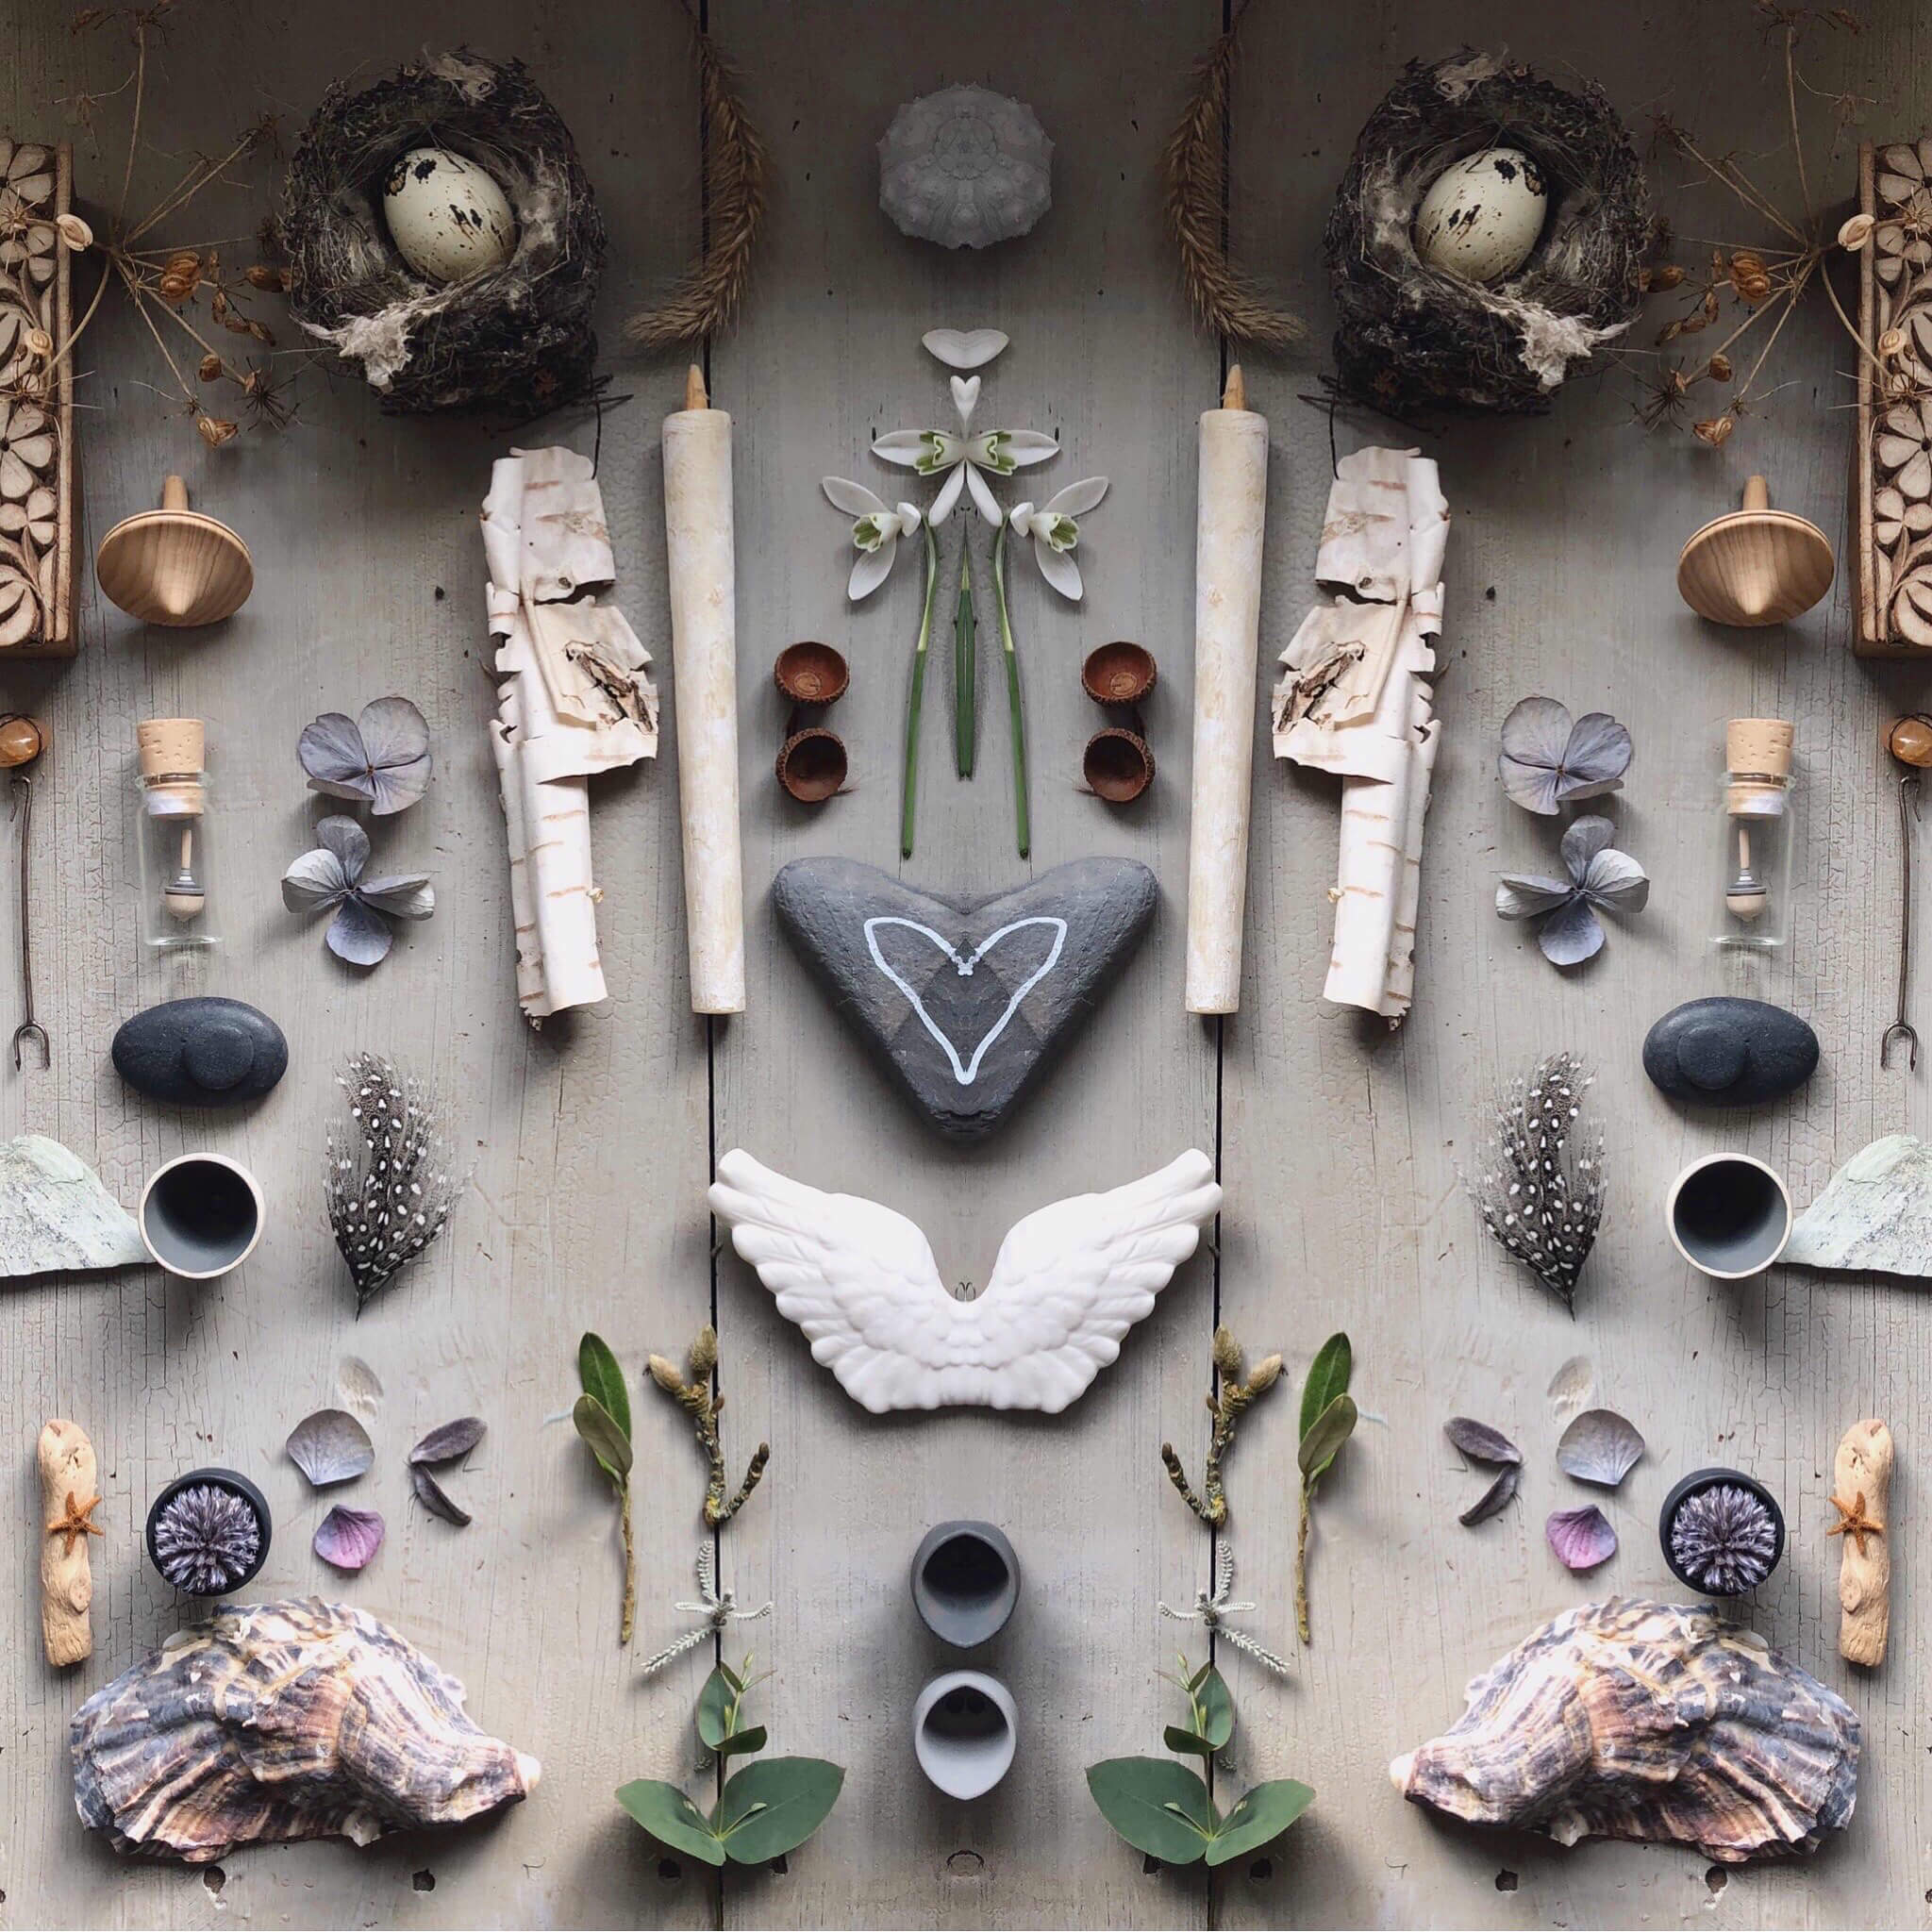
[382,147,517,284]
[1412,147,1548,284]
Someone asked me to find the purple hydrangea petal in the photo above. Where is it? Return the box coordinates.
[1536,894,1606,966]
[285,1408,375,1488]
[312,1504,385,1572]
[358,874,436,920]
[281,847,350,912]
[357,697,432,815]
[1581,846,1650,910]
[1556,1408,1646,1488]
[1545,1503,1617,1571]
[1552,711,1633,800]
[1559,814,1617,878]
[1497,696,1575,813]
[315,815,371,882]
[1496,874,1574,919]
[325,895,395,966]
[299,712,378,801]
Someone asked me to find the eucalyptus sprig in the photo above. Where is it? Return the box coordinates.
[1294,1332,1357,1646]
[574,1331,636,1646]
[648,1325,770,1527]
[1087,1657,1313,1869]
[1161,1326,1283,1526]
[618,1657,845,1869]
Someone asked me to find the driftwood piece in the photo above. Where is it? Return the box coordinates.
[1857,140,1932,655]
[0,140,75,655]
[38,1418,98,1666]
[1832,1419,1893,1667]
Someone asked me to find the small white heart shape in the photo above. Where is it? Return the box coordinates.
[950,375,981,427]
[924,327,1009,371]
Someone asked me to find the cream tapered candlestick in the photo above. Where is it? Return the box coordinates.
[663,366,746,1015]
[1185,367,1269,1015]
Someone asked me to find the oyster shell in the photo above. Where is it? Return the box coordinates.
[72,1598,538,1860]
[1391,1597,1857,1862]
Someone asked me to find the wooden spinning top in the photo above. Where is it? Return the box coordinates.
[1677,475,1834,627]
[96,476,253,627]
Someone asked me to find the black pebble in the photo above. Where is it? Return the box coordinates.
[111,997,288,1108]
[1642,996,1818,1108]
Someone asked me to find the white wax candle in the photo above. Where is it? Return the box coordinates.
[662,370,747,1015]
[1185,369,1269,1015]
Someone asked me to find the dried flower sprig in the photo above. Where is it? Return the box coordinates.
[1161,1326,1283,1527]
[648,1326,770,1528]
[1466,1051,1606,1313]
[53,4,298,447]
[1633,3,1874,444]
[325,1053,463,1311]
[1158,1542,1292,1677]
[637,1541,773,1678]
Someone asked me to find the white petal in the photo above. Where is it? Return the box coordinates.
[1007,501,1038,536]
[1044,475,1109,517]
[873,429,938,468]
[998,430,1059,469]
[823,475,887,517]
[848,538,897,600]
[1035,534,1084,599]
[927,462,966,525]
[950,375,980,430]
[922,327,1008,370]
[893,502,924,536]
[966,462,1005,527]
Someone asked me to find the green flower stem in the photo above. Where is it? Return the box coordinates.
[992,524,1030,860]
[954,555,977,779]
[902,520,940,859]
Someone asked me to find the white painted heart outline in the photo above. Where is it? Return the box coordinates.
[863,915,1068,1088]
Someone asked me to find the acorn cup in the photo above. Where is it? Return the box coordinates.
[1080,643,1158,805]
[773,642,850,805]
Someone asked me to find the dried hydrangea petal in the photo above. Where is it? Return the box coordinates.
[285,1408,375,1488]
[326,894,394,967]
[1497,695,1575,813]
[1546,1504,1617,1572]
[1444,1417,1521,1466]
[354,697,433,815]
[411,1464,473,1526]
[410,1417,486,1466]
[1554,712,1633,800]
[313,1505,385,1572]
[298,712,375,801]
[1557,1408,1645,1489]
[1460,1464,1521,1526]
[1536,893,1606,966]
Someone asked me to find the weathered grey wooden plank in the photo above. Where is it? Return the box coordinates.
[0,3,711,1925]
[706,3,1219,1923]
[1220,3,1928,1927]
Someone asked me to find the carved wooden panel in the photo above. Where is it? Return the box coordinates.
[1857,136,1932,655]
[0,139,74,656]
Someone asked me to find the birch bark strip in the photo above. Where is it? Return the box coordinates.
[1185,368,1269,1015]
[1836,1418,1893,1667]
[38,1418,93,1667]
[663,368,747,1015]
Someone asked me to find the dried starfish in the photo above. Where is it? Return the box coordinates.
[1827,1490,1885,1558]
[46,1488,103,1557]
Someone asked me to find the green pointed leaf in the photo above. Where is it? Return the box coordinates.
[1086,1757,1215,1865]
[573,1393,632,1484]
[719,1724,767,1761]
[577,1332,631,1443]
[1297,1391,1357,1483]
[714,1757,846,1864]
[1163,1724,1215,1758]
[1204,1778,1315,1867]
[1299,1332,1352,1444]
[1185,1658,1211,1691]
[615,1778,725,1867]
[1191,1665,1234,1750]
[697,1666,742,1750]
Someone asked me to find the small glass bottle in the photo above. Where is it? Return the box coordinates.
[1712,717,1794,951]
[136,717,218,949]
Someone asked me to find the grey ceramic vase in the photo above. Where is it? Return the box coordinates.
[913,1670,1017,1799]
[911,1522,1020,1649]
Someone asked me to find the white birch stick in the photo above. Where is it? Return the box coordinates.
[1185,367,1268,1015]
[663,367,746,1015]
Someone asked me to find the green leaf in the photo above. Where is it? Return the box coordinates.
[1297,1391,1357,1483]
[573,1393,633,1484]
[577,1332,631,1443]
[1192,1665,1234,1750]
[714,1757,846,1864]
[615,1778,725,1867]
[1163,1724,1215,1758]
[1204,1778,1315,1867]
[697,1667,741,1750]
[1085,1757,1215,1865]
[1299,1332,1352,1444]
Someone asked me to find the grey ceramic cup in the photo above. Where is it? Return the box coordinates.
[911,1522,1020,1649]
[140,1152,263,1280]
[913,1670,1017,1800]
[1665,1152,1791,1279]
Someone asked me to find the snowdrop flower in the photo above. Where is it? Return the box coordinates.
[821,477,925,600]
[873,375,1058,527]
[1005,477,1108,600]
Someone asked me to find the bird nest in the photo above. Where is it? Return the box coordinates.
[275,50,605,416]
[1324,51,1649,417]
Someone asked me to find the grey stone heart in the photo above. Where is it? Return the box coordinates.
[772,857,1158,1141]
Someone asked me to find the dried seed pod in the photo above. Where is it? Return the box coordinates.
[774,726,847,804]
[1083,727,1154,804]
[773,640,849,707]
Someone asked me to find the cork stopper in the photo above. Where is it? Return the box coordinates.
[137,717,204,778]
[1726,718,1793,777]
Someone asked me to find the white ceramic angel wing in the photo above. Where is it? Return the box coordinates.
[708,1148,1221,1415]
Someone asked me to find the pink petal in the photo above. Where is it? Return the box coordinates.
[1545,1504,1617,1572]
[313,1505,385,1572]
